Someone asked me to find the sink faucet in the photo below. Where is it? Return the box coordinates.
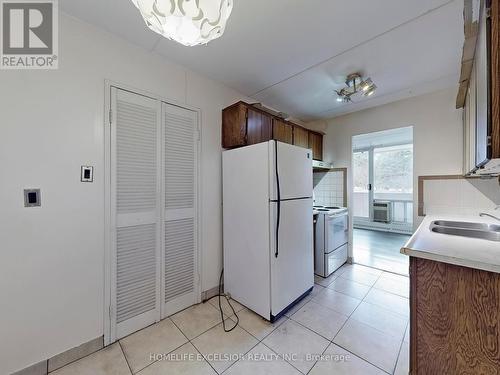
[480,206,500,222]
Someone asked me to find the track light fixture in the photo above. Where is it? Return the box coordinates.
[335,73,377,103]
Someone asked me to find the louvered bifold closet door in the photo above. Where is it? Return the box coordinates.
[111,88,161,339]
[161,102,199,318]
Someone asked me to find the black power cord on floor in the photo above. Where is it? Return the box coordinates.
[218,268,239,332]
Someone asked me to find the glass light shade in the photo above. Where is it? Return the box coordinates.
[131,0,233,46]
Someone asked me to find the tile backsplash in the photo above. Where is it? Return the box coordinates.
[313,170,345,207]
[423,178,499,216]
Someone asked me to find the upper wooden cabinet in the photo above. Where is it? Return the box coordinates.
[222,101,324,160]
[273,119,293,144]
[222,102,247,148]
[293,126,309,148]
[309,132,323,161]
[247,108,272,145]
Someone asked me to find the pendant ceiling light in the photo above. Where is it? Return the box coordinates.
[335,73,377,103]
[131,0,233,46]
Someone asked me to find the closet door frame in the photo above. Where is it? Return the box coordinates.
[104,80,202,345]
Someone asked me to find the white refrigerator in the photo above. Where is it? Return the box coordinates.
[223,140,314,321]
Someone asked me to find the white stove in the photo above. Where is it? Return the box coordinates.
[313,205,348,216]
[313,205,349,277]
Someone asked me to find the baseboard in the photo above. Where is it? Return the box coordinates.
[201,285,220,302]
[11,336,103,375]
[11,360,47,375]
[48,336,104,372]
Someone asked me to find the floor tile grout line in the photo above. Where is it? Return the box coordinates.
[188,337,221,374]
[308,280,367,374]
[329,273,394,374]
[305,281,393,375]
[327,271,403,375]
[177,314,232,375]
[174,312,233,343]
[288,313,341,343]
[392,334,407,375]
[258,340,308,375]
[125,318,190,374]
[117,340,134,375]
[217,337,265,374]
[55,263,404,375]
[328,342,392,375]
[184,312,263,375]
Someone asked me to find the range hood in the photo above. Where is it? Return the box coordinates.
[312,160,332,171]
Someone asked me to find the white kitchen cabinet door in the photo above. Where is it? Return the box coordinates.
[161,102,199,318]
[110,88,162,339]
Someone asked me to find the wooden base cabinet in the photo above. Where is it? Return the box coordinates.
[222,101,324,160]
[409,257,500,374]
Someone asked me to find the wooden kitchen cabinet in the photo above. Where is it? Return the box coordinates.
[222,102,273,148]
[409,257,500,374]
[293,125,309,148]
[247,108,272,145]
[273,119,293,144]
[308,132,323,160]
[222,102,247,148]
[222,101,324,160]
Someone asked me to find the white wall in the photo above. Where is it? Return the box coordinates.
[314,88,464,256]
[323,88,464,177]
[0,13,250,374]
[322,87,499,225]
[424,178,499,216]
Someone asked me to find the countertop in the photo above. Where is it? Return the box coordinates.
[401,214,500,274]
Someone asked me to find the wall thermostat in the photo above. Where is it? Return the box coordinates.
[81,166,94,182]
[24,189,41,207]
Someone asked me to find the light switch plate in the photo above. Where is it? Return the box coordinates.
[24,189,41,207]
[81,166,94,182]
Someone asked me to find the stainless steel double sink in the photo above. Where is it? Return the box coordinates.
[430,220,500,242]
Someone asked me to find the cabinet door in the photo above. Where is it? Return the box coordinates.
[293,126,309,148]
[273,119,293,144]
[222,103,247,148]
[309,132,323,160]
[247,109,272,145]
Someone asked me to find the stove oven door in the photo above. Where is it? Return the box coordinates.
[326,213,349,252]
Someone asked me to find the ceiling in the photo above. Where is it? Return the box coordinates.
[60,0,464,121]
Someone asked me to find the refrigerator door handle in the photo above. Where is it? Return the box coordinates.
[275,140,280,258]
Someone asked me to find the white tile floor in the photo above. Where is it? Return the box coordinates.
[51,264,410,375]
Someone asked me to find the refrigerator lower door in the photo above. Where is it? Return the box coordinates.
[325,243,348,277]
[270,198,314,317]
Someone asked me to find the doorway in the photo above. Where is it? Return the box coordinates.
[351,127,413,274]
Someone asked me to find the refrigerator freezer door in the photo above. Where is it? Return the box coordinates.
[269,141,313,201]
[270,198,314,316]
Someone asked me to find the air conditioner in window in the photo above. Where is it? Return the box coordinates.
[373,201,392,223]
